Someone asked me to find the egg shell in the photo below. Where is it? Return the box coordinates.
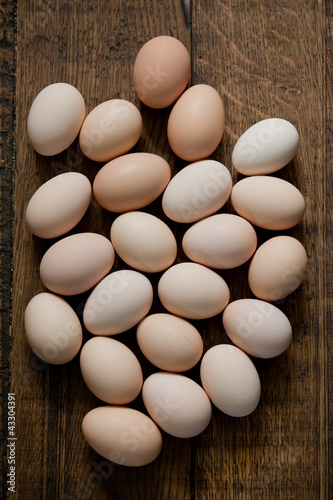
[80,337,143,404]
[158,262,230,319]
[182,214,257,269]
[26,172,91,239]
[40,233,115,295]
[142,372,212,438]
[222,299,292,358]
[82,406,163,467]
[133,36,190,109]
[248,236,308,301]
[83,270,153,335]
[200,344,261,417]
[27,82,85,156]
[232,118,299,175]
[167,84,225,161]
[110,211,177,273]
[93,152,171,213]
[162,160,232,223]
[79,99,142,162]
[24,292,82,364]
[136,313,203,372]
[231,176,306,230]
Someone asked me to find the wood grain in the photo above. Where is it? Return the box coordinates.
[1,0,331,498]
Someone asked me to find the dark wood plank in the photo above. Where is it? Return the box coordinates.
[192,0,331,498]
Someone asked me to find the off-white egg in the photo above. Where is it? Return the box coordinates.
[83,270,153,335]
[142,372,212,438]
[200,344,261,417]
[24,292,82,364]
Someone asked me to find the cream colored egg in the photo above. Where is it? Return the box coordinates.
[162,160,232,223]
[79,99,142,162]
[182,214,257,269]
[200,344,261,417]
[158,262,230,319]
[136,313,203,372]
[248,236,308,301]
[222,299,292,358]
[40,233,115,295]
[133,36,190,109]
[24,292,82,364]
[231,176,306,230]
[142,372,212,438]
[27,82,85,156]
[80,337,143,404]
[110,211,177,273]
[93,152,171,213]
[232,118,299,175]
[26,172,91,239]
[83,270,153,335]
[82,406,163,467]
[167,84,225,161]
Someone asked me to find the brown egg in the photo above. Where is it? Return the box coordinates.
[133,36,190,109]
[167,84,225,161]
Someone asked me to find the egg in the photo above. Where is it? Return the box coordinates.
[231,176,306,230]
[80,337,143,404]
[82,406,163,467]
[222,299,292,358]
[40,233,115,295]
[110,211,177,273]
[83,270,153,335]
[27,82,85,156]
[142,372,212,438]
[26,172,91,238]
[24,292,82,364]
[232,118,299,175]
[93,152,171,212]
[248,236,308,301]
[200,344,261,417]
[182,214,257,269]
[133,36,191,109]
[167,84,225,161]
[162,160,232,223]
[158,262,230,319]
[79,99,142,162]
[136,313,203,372]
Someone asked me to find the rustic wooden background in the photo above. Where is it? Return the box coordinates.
[1,0,332,498]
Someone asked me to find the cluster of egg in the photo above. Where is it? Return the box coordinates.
[24,36,307,467]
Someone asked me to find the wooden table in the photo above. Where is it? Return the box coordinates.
[1,0,332,498]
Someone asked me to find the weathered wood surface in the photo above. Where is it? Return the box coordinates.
[0,0,331,498]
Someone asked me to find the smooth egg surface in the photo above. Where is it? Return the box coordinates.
[182,213,257,269]
[136,313,203,372]
[162,160,232,223]
[248,236,308,301]
[167,84,225,161]
[232,118,299,175]
[133,36,190,109]
[26,172,91,238]
[24,292,82,364]
[40,233,115,295]
[222,299,292,358]
[80,337,143,404]
[110,211,177,272]
[93,152,171,212]
[27,82,85,156]
[200,344,261,417]
[142,372,212,438]
[83,270,153,335]
[231,176,306,230]
[82,406,163,467]
[79,99,142,162]
[158,262,230,319]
